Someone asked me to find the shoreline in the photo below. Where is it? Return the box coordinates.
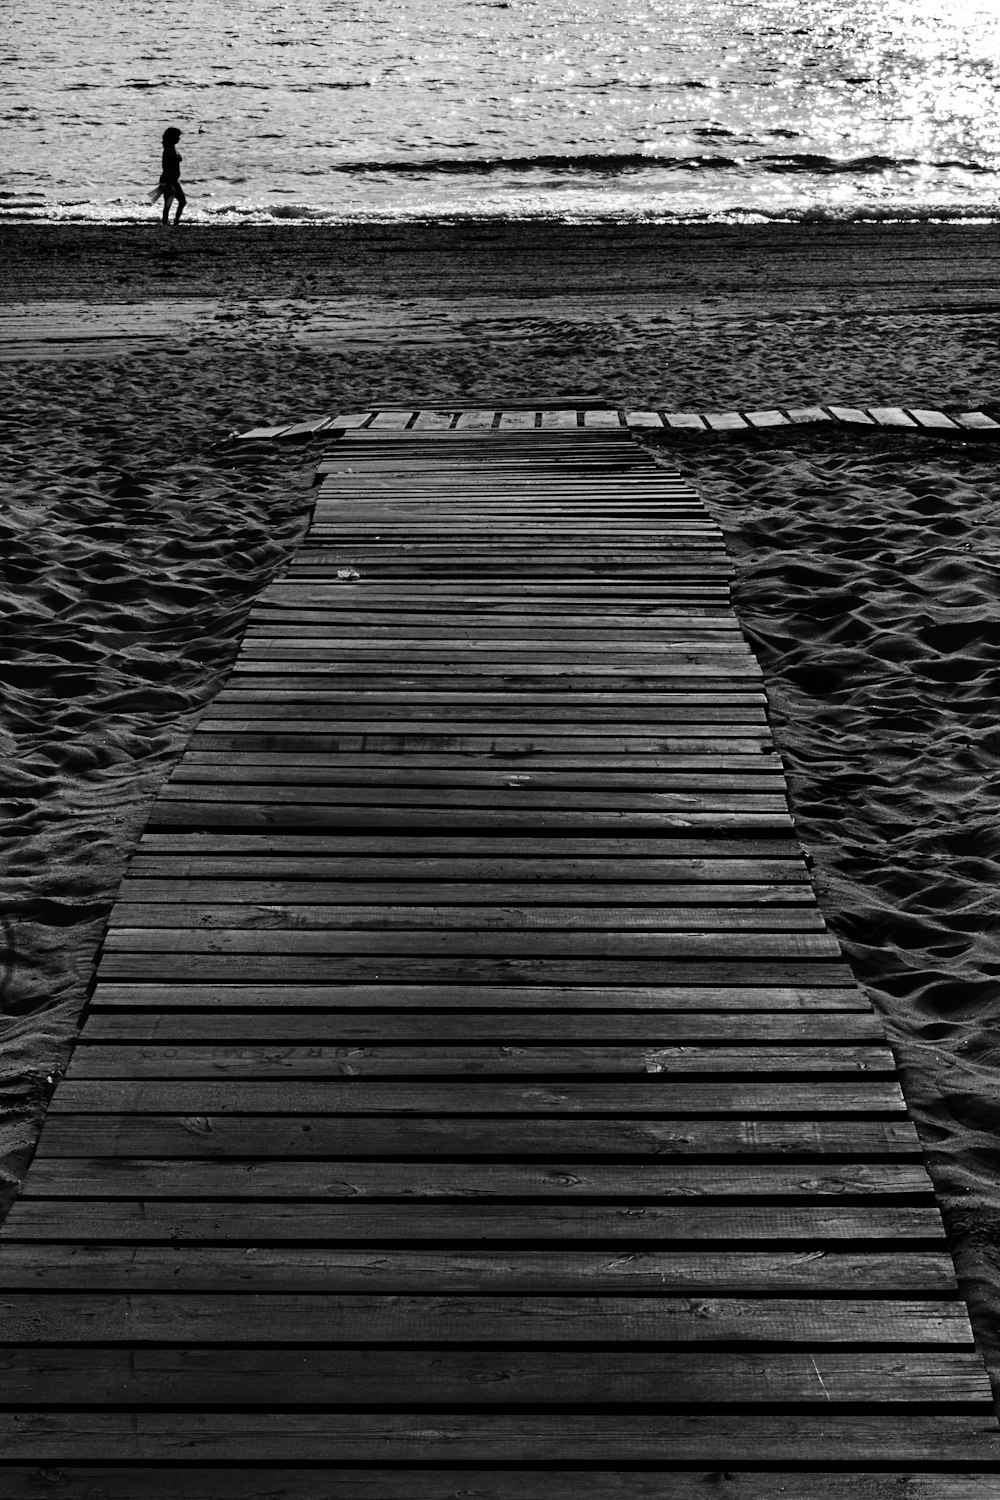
[3,219,1000,314]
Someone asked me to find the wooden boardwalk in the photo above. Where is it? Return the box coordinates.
[238,403,1000,440]
[1,426,997,1495]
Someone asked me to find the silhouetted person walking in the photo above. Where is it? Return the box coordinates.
[153,127,186,225]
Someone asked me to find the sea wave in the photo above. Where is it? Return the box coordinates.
[328,149,994,178]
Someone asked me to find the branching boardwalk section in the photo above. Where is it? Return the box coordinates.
[0,427,997,1494]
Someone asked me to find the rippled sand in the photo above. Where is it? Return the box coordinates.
[653,429,1000,1377]
[3,220,1000,1385]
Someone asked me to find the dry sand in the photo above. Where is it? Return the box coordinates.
[2,219,1000,1391]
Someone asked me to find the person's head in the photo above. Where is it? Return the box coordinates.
[162,127,182,146]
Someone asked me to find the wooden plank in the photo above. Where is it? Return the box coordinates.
[0,1243,952,1292]
[189,733,777,754]
[114,880,814,907]
[581,410,623,427]
[32,1116,924,1163]
[302,542,724,555]
[76,1013,886,1044]
[455,410,499,429]
[44,1080,907,1113]
[198,707,774,727]
[498,411,537,428]
[313,486,698,497]
[332,434,626,444]
[316,456,643,470]
[173,758,781,782]
[784,407,834,424]
[147,807,797,834]
[539,411,580,427]
[265,576,734,594]
[305,510,710,522]
[176,738,774,759]
[188,735,777,758]
[261,579,729,593]
[166,772,781,798]
[0,1295,971,1345]
[123,834,814,861]
[23,1161,931,1199]
[88,981,866,1010]
[908,408,959,430]
[309,513,713,525]
[305,529,724,542]
[277,416,334,438]
[624,411,664,426]
[5,1201,943,1244]
[240,636,750,654]
[94,957,856,986]
[192,713,773,733]
[61,1043,892,1080]
[663,413,706,430]
[280,567,735,582]
[825,406,876,425]
[703,413,748,432]
[1,1349,987,1407]
[955,411,1000,430]
[239,640,734,657]
[100,930,840,960]
[329,413,373,428]
[0,1470,993,1500]
[367,412,414,429]
[249,612,742,632]
[744,410,790,428]
[169,755,773,779]
[249,609,742,627]
[194,710,773,729]
[211,681,764,699]
[314,459,660,471]
[105,905,824,934]
[0,1412,994,1463]
[310,495,707,507]
[868,408,917,427]
[409,410,455,429]
[120,857,813,883]
[235,424,290,441]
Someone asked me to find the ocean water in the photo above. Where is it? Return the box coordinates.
[4,0,1000,225]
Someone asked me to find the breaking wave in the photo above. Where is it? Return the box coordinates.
[329,149,994,178]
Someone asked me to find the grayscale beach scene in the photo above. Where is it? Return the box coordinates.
[2,0,1000,1492]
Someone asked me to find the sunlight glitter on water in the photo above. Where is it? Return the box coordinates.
[5,0,1000,223]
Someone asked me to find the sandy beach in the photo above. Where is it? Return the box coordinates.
[3,218,1000,1391]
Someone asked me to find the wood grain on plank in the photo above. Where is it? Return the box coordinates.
[44,1079,907,1113]
[0,1471,994,1500]
[0,1295,972,1345]
[0,1412,994,1462]
[93,958,859,986]
[3,1201,944,1246]
[2,1349,987,1407]
[32,1116,924,1160]
[23,1160,932,1199]
[60,1043,893,1080]
[109,872,818,899]
[0,1244,954,1293]
[74,1013,885,1043]
[87,981,865,1008]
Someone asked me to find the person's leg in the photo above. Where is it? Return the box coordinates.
[173,186,186,225]
[161,189,173,225]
